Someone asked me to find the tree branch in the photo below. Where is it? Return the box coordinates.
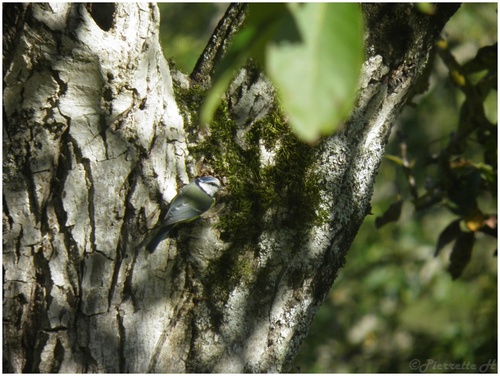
[190,3,248,88]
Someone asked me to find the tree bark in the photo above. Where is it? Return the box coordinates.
[3,3,459,373]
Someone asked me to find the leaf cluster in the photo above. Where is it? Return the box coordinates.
[377,41,497,279]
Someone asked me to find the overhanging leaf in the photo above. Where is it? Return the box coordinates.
[266,3,364,143]
[415,3,437,15]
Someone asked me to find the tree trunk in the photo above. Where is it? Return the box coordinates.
[3,3,459,373]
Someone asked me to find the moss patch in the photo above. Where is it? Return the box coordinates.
[172,71,329,309]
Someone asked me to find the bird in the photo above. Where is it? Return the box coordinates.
[146,176,221,252]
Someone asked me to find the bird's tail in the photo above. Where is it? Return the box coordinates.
[146,225,174,253]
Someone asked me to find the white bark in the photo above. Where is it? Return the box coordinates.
[3,3,458,373]
[4,3,190,372]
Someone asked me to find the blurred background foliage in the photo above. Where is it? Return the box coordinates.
[158,3,497,373]
[158,3,227,73]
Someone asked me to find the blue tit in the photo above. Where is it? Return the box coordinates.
[146,176,221,252]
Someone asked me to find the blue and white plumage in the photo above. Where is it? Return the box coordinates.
[146,176,221,252]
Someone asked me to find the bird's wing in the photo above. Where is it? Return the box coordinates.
[164,201,203,226]
[163,183,215,226]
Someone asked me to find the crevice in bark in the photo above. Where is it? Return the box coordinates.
[85,3,115,32]
[121,255,137,310]
[22,142,41,223]
[52,337,65,372]
[107,254,122,309]
[80,158,96,253]
[52,128,71,242]
[116,309,126,372]
[2,3,29,77]
[22,247,54,372]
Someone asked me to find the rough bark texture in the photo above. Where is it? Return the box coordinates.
[3,3,459,373]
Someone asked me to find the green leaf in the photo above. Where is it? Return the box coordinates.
[200,4,364,143]
[266,3,364,143]
[447,166,482,215]
[385,154,405,167]
[375,200,403,229]
[415,3,436,15]
[435,219,461,256]
[462,43,497,74]
[448,231,475,280]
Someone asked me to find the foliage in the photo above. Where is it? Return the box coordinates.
[157,3,226,73]
[376,24,497,280]
[294,3,497,372]
[199,3,364,143]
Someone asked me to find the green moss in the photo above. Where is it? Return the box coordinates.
[172,75,330,308]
